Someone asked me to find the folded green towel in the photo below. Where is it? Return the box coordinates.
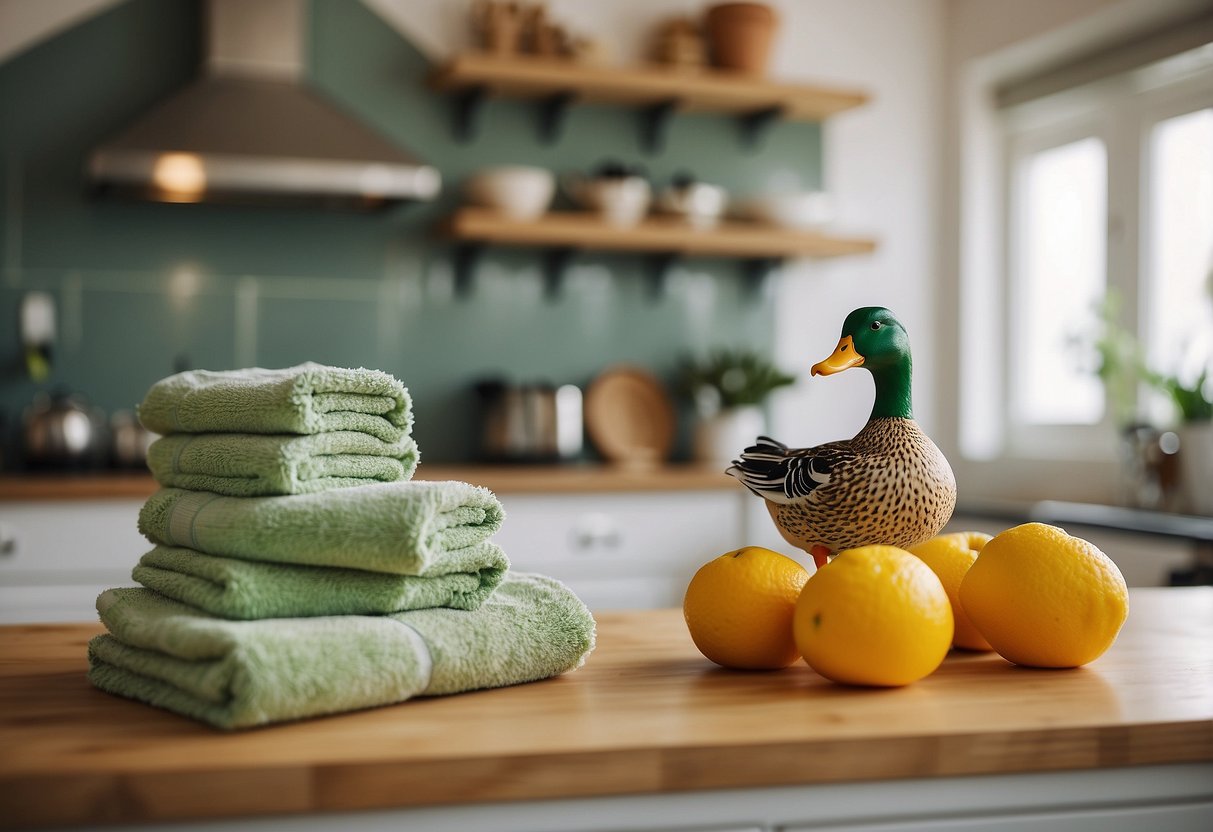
[146,431,419,497]
[131,543,509,619]
[139,363,412,443]
[88,574,596,729]
[139,481,504,575]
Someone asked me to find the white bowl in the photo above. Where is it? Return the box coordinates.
[463,166,555,221]
[736,191,835,230]
[655,182,728,229]
[563,174,652,227]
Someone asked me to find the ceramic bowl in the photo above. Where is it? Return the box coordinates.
[563,173,652,227]
[655,182,728,229]
[736,191,835,230]
[463,166,555,221]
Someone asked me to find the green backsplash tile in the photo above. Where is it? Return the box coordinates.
[0,0,820,462]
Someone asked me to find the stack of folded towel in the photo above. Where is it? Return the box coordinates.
[88,363,596,730]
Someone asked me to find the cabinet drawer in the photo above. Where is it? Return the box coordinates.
[0,500,147,576]
[493,491,745,580]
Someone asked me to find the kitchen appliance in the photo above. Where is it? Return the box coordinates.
[87,0,440,210]
[463,166,555,221]
[475,380,583,463]
[22,390,107,470]
[109,411,156,470]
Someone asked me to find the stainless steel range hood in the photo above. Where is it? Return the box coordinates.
[87,0,440,210]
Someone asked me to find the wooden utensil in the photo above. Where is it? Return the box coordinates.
[585,366,676,468]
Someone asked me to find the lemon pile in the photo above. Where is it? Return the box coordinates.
[683,522,1129,686]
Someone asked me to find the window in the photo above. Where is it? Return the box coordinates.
[983,45,1213,461]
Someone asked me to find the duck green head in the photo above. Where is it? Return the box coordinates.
[810,307,913,420]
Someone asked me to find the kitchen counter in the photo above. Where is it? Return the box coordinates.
[1,587,1211,829]
[0,463,736,501]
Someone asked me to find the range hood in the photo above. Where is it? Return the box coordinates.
[88,0,440,210]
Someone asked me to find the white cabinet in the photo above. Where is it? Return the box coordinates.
[0,499,145,623]
[492,490,748,610]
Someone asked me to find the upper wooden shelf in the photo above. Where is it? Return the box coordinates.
[428,53,870,149]
[430,53,870,120]
[442,209,878,259]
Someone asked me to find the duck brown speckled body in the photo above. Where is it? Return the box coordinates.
[727,307,956,569]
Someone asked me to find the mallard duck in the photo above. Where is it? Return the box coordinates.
[726,307,956,570]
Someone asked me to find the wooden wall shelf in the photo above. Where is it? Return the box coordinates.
[439,209,877,297]
[429,53,870,150]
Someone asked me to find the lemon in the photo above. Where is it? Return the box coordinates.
[683,547,810,670]
[909,532,994,651]
[959,522,1128,668]
[793,545,953,686]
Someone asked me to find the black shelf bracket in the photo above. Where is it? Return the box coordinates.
[645,253,680,298]
[452,243,484,298]
[739,105,784,150]
[639,99,680,154]
[537,91,576,144]
[542,247,577,300]
[743,256,782,297]
[452,85,489,142]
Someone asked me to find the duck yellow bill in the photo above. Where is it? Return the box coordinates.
[811,335,865,376]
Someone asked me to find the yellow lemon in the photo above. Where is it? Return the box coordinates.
[793,545,953,686]
[909,532,994,651]
[683,546,810,670]
[959,523,1128,668]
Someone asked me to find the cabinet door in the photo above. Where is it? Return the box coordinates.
[0,500,145,623]
[492,491,746,609]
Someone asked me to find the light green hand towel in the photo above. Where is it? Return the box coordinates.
[132,543,509,619]
[139,481,504,575]
[146,431,419,497]
[88,574,596,729]
[139,363,413,443]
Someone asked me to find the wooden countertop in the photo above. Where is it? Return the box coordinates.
[1,588,1211,829]
[0,463,736,501]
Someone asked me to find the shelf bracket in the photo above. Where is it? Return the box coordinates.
[542,247,577,300]
[452,243,484,298]
[537,91,576,144]
[645,253,679,298]
[743,257,782,297]
[452,85,489,142]
[639,99,680,154]
[738,105,784,150]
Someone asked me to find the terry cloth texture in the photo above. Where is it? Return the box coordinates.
[147,431,419,497]
[131,543,509,619]
[138,481,504,575]
[88,573,596,729]
[138,363,412,443]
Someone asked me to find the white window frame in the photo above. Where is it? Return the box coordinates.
[987,56,1213,466]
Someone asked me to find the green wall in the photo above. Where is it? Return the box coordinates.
[0,0,822,462]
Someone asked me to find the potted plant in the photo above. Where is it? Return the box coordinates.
[678,349,794,464]
[1092,299,1212,515]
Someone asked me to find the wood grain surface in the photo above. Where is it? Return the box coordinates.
[1,588,1211,829]
[441,209,879,258]
[0,463,738,502]
[429,53,870,120]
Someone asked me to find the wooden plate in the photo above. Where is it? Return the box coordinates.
[584,366,676,468]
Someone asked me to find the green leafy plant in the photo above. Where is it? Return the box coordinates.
[678,349,796,413]
[1092,297,1212,425]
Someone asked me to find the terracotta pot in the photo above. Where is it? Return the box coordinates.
[705,3,778,76]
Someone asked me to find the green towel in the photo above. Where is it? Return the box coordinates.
[132,543,509,619]
[147,431,419,497]
[139,481,504,575]
[139,363,412,443]
[88,574,596,729]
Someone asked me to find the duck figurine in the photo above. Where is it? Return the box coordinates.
[727,307,956,570]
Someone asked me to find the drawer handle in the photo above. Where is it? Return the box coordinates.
[571,513,622,552]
